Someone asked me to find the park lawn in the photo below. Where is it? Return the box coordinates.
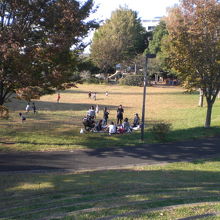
[0,84,220,152]
[0,159,220,219]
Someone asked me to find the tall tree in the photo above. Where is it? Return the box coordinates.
[165,0,220,128]
[149,20,168,55]
[148,20,177,80]
[90,7,147,72]
[0,0,96,105]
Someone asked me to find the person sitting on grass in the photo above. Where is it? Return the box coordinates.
[108,121,117,135]
[82,115,95,131]
[19,112,26,123]
[94,120,103,132]
[122,118,132,133]
[133,113,140,128]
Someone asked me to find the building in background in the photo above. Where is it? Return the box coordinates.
[142,16,162,31]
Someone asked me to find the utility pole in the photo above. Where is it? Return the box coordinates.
[141,54,148,141]
[141,53,156,141]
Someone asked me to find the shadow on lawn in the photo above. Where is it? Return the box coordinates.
[0,165,220,219]
[5,99,119,112]
[1,168,220,194]
[62,89,187,96]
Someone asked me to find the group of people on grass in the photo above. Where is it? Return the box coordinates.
[19,102,37,123]
[88,91,109,100]
[25,102,37,114]
[88,91,97,100]
[82,104,141,135]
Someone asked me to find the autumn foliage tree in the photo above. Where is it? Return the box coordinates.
[165,0,220,128]
[0,0,96,105]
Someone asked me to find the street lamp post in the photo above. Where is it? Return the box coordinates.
[141,54,148,141]
[141,53,155,141]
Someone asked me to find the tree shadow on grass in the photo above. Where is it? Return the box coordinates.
[0,166,220,219]
[5,99,119,112]
[62,89,187,96]
[168,126,220,142]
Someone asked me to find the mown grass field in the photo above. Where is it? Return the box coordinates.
[0,159,220,219]
[1,84,220,219]
[1,84,220,152]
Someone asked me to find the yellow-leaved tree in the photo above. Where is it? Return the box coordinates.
[165,0,220,128]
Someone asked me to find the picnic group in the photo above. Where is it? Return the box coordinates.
[82,104,141,135]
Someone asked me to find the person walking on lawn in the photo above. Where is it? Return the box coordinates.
[57,93,61,103]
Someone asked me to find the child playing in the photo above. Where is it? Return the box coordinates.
[19,112,26,123]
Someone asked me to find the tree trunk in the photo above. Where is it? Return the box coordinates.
[0,97,4,105]
[198,89,204,107]
[0,82,4,105]
[204,102,213,128]
[0,82,12,105]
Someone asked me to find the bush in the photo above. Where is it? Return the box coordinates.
[84,77,104,84]
[150,122,171,141]
[0,105,9,119]
[119,75,144,86]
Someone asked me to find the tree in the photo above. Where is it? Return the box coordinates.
[148,20,177,81]
[77,56,100,75]
[90,7,147,72]
[0,0,96,105]
[165,0,220,128]
[149,20,168,55]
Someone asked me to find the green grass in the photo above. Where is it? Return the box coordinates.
[0,159,220,219]
[1,84,220,152]
[1,84,220,219]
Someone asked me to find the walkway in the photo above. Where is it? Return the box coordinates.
[0,136,220,172]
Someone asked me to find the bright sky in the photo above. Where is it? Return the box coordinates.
[84,0,180,53]
[92,0,179,20]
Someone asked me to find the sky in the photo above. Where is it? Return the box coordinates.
[91,0,180,20]
[84,0,180,53]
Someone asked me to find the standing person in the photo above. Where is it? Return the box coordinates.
[116,105,124,125]
[88,91,92,99]
[32,102,37,114]
[103,107,109,126]
[105,91,109,96]
[93,92,96,100]
[87,106,96,119]
[26,103,30,113]
[95,105,99,114]
[57,93,61,103]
